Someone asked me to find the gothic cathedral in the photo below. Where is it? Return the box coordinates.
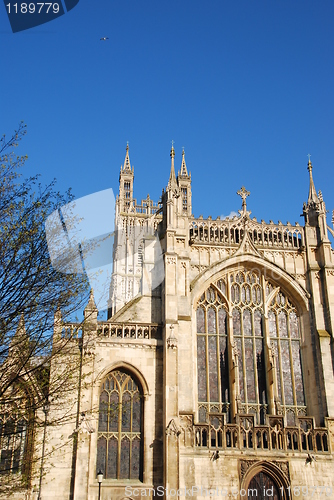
[4,145,334,499]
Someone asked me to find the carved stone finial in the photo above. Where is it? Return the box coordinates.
[180,147,188,177]
[237,186,251,217]
[166,418,181,436]
[237,186,250,209]
[306,155,319,208]
[167,324,178,349]
[275,398,283,415]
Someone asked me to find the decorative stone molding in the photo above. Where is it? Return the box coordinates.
[70,411,95,436]
[98,342,162,350]
[275,398,284,416]
[166,418,181,436]
[166,257,176,265]
[240,459,290,482]
[272,461,290,481]
[179,414,193,432]
[325,417,334,449]
[231,341,239,365]
[167,324,178,349]
[179,414,194,447]
[190,264,208,273]
[240,460,257,479]
[83,342,95,357]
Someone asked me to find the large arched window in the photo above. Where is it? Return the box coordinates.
[96,369,143,480]
[268,291,305,424]
[0,383,32,477]
[197,285,229,423]
[196,268,306,425]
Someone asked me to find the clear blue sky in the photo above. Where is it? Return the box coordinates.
[1,0,334,231]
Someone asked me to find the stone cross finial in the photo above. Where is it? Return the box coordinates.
[237,186,250,214]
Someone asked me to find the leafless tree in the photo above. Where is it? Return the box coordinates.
[0,123,93,492]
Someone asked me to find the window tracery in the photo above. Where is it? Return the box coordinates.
[181,187,188,212]
[197,284,229,422]
[196,268,306,425]
[0,384,31,476]
[268,293,305,424]
[97,369,143,481]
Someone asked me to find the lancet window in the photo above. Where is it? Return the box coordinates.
[197,286,229,423]
[181,187,188,212]
[196,268,306,425]
[124,181,131,199]
[268,291,305,424]
[97,369,143,481]
[0,385,31,476]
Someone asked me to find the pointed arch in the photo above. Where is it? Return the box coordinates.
[96,362,149,399]
[0,375,37,479]
[191,254,309,315]
[96,364,146,481]
[240,460,290,500]
[193,258,308,425]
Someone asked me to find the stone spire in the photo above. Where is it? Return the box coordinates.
[85,288,97,313]
[307,157,319,207]
[179,148,188,177]
[168,142,177,188]
[121,143,133,173]
[9,313,28,357]
[118,143,134,212]
[84,288,98,326]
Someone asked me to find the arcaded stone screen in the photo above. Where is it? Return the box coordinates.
[97,369,142,480]
[196,268,306,425]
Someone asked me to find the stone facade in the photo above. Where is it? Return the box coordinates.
[4,147,334,499]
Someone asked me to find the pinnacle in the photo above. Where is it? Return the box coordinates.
[85,288,97,312]
[180,148,188,177]
[307,157,319,206]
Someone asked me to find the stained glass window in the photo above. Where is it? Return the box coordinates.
[229,270,266,422]
[268,292,305,424]
[0,385,30,476]
[181,187,188,211]
[97,369,143,480]
[196,268,306,425]
[197,284,229,422]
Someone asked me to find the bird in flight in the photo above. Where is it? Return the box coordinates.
[100,37,109,41]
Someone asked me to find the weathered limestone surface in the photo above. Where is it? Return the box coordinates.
[6,151,334,500]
